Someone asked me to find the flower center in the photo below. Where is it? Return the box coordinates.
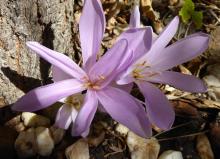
[132,61,158,80]
[82,75,106,90]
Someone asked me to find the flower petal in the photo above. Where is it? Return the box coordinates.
[138,16,179,63]
[12,79,85,112]
[137,81,175,130]
[148,71,207,92]
[80,0,106,68]
[97,86,152,138]
[89,39,132,88]
[117,74,134,85]
[54,104,78,129]
[152,33,209,71]
[117,27,152,62]
[115,83,134,93]
[72,90,98,137]
[129,5,140,28]
[52,66,72,82]
[26,42,86,79]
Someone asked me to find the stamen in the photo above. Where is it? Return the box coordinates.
[98,75,105,80]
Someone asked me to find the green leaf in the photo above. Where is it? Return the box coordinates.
[192,11,203,29]
[179,0,195,23]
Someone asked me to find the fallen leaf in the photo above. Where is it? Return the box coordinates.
[140,0,159,21]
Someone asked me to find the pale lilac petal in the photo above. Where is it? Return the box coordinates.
[114,83,134,93]
[72,90,98,137]
[129,5,140,28]
[137,81,175,130]
[80,0,106,68]
[117,27,152,62]
[97,86,152,137]
[152,33,209,71]
[26,42,86,79]
[12,79,85,112]
[89,39,132,88]
[117,74,134,85]
[71,107,78,123]
[54,104,77,129]
[52,66,72,82]
[148,71,207,92]
[138,16,179,63]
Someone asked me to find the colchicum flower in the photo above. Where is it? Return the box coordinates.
[117,6,210,130]
[13,0,153,137]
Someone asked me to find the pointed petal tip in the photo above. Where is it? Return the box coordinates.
[169,16,179,28]
[174,16,180,22]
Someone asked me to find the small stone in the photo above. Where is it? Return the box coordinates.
[127,131,160,159]
[50,126,65,145]
[15,128,37,158]
[158,150,183,159]
[115,123,129,136]
[65,139,89,159]
[21,112,50,127]
[35,127,54,156]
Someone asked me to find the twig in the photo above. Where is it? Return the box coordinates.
[157,130,209,141]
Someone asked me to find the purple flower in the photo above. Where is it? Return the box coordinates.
[117,7,210,130]
[12,0,153,137]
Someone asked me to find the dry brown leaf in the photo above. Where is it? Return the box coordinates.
[196,134,214,159]
[171,100,199,118]
[126,131,160,159]
[88,131,105,147]
[5,115,25,132]
[65,139,89,159]
[141,0,159,20]
[141,0,161,33]
[210,120,220,147]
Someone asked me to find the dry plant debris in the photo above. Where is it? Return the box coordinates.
[127,131,160,159]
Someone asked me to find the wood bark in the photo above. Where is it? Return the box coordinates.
[0,0,80,107]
